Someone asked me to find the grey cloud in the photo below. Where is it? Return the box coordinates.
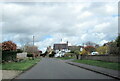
[1,2,118,51]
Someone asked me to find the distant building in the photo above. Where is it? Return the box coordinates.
[53,41,70,57]
[95,44,99,48]
[39,50,42,54]
[103,42,112,46]
[68,46,83,52]
[53,41,85,57]
[46,46,53,54]
[54,43,68,51]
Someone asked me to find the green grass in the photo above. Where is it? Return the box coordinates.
[57,57,74,60]
[0,64,2,70]
[2,58,40,71]
[73,60,120,71]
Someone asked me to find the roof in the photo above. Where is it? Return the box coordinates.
[68,46,83,51]
[53,43,68,50]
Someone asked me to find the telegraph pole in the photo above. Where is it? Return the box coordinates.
[33,36,34,46]
[33,35,35,60]
[61,39,62,42]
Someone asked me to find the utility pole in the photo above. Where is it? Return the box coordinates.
[61,39,62,42]
[33,35,35,60]
[33,36,34,46]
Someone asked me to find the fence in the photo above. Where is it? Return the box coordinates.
[81,55,120,63]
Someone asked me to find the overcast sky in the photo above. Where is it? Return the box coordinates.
[0,1,118,52]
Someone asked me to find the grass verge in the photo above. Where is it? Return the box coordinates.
[73,59,120,71]
[0,64,2,70]
[57,57,74,60]
[2,58,40,71]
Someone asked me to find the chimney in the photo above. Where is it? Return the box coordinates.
[67,41,68,45]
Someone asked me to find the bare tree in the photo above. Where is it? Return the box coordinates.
[85,41,97,47]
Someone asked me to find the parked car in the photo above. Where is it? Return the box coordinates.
[55,51,65,57]
[91,52,99,55]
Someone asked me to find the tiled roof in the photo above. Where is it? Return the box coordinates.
[53,43,68,50]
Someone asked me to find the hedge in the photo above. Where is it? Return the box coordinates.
[2,50,17,62]
[27,54,33,57]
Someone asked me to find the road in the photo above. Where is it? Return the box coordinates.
[15,58,113,79]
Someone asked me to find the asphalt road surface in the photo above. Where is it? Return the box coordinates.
[15,58,113,79]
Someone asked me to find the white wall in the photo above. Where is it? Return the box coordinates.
[16,52,27,60]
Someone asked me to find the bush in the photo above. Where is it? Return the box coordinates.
[74,50,80,55]
[2,41,17,51]
[84,46,96,53]
[96,46,108,54]
[64,53,74,57]
[49,51,56,57]
[2,50,17,62]
[17,49,23,53]
[74,50,80,59]
[108,42,119,55]
[27,53,34,60]
[27,54,33,57]
[116,35,120,47]
[81,49,88,55]
[70,50,74,53]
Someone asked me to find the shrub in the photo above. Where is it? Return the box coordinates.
[74,50,80,59]
[2,41,17,62]
[96,46,108,54]
[2,50,17,62]
[27,53,34,60]
[84,46,96,53]
[17,49,23,53]
[116,35,120,47]
[70,50,74,53]
[64,53,74,57]
[74,50,80,55]
[27,54,33,57]
[2,41,17,51]
[49,51,56,57]
[81,49,88,55]
[108,42,119,55]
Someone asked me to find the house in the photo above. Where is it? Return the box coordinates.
[53,41,70,57]
[68,46,83,52]
[54,43,68,51]
[46,46,53,55]
[103,42,112,46]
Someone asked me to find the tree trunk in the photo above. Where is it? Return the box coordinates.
[76,55,79,59]
[80,55,82,60]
